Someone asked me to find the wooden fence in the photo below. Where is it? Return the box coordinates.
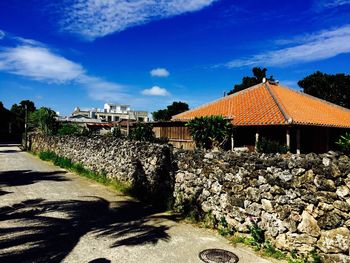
[153,123,195,150]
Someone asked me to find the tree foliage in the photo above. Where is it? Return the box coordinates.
[11,100,36,119]
[9,100,37,137]
[256,138,289,154]
[57,123,88,136]
[152,101,189,121]
[29,107,58,135]
[186,115,234,150]
[128,123,155,142]
[298,71,350,109]
[336,132,350,153]
[228,67,274,95]
[112,126,122,138]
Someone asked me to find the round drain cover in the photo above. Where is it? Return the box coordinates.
[199,249,239,263]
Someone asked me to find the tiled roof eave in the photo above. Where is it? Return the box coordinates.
[293,121,350,129]
[235,122,290,126]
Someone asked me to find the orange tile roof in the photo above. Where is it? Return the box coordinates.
[172,82,350,128]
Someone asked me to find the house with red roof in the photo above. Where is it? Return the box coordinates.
[154,80,350,153]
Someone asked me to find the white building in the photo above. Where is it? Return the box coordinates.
[71,103,149,123]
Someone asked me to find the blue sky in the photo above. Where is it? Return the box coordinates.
[0,0,350,116]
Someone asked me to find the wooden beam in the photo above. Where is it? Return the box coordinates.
[255,130,259,152]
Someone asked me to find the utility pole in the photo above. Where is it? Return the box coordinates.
[24,104,28,150]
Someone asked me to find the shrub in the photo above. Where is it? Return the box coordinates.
[218,216,234,236]
[336,132,350,153]
[128,123,155,142]
[248,218,265,246]
[257,137,289,153]
[57,123,82,136]
[29,107,58,135]
[112,126,122,138]
[154,137,169,144]
[186,115,234,150]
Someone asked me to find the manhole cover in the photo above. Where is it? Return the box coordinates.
[199,249,239,263]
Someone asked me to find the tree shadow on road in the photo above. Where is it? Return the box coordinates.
[0,197,172,263]
[0,170,69,187]
[0,149,21,154]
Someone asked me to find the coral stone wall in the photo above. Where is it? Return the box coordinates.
[30,134,350,261]
[30,134,174,205]
[174,150,350,262]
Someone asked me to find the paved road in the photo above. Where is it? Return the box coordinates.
[0,145,274,263]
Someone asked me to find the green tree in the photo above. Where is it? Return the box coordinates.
[8,100,36,139]
[112,126,122,138]
[152,109,169,122]
[30,107,58,135]
[129,123,155,142]
[10,100,36,119]
[298,71,350,108]
[186,115,234,150]
[228,67,274,95]
[152,101,189,121]
[57,123,86,136]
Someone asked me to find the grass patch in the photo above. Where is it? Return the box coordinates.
[37,151,133,196]
[230,235,322,262]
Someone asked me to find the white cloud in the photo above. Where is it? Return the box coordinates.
[0,45,84,82]
[59,0,217,40]
[0,36,129,102]
[225,24,350,68]
[0,30,5,40]
[150,68,170,77]
[142,86,170,96]
[0,32,178,109]
[320,0,350,8]
[78,75,130,101]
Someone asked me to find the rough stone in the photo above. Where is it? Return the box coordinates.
[297,211,321,237]
[261,212,286,237]
[317,227,350,253]
[276,233,317,252]
[314,175,336,191]
[323,157,331,167]
[246,203,261,217]
[318,211,344,230]
[321,253,350,263]
[337,185,350,198]
[261,199,273,212]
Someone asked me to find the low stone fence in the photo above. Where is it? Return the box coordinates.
[174,150,350,262]
[30,134,174,206]
[30,134,350,261]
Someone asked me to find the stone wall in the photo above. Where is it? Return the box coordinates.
[174,150,350,262]
[30,134,174,206]
[30,134,350,261]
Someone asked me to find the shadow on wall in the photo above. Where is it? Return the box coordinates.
[0,197,172,263]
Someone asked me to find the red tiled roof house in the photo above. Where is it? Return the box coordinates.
[154,81,350,153]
